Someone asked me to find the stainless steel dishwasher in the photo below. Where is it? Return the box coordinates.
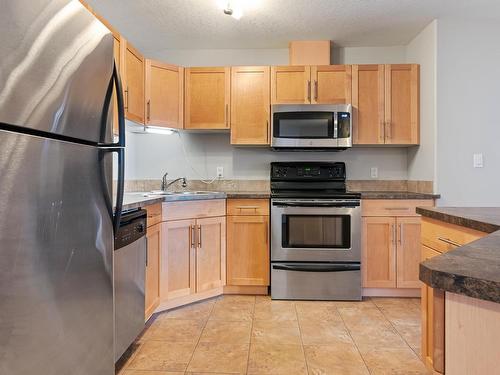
[114,209,147,362]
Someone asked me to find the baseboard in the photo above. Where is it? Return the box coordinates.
[155,287,223,313]
[223,285,269,295]
[363,288,421,297]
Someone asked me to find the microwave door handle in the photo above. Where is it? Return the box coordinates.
[333,112,338,139]
[273,264,361,272]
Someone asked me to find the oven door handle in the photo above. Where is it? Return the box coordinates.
[272,264,360,272]
[272,202,360,208]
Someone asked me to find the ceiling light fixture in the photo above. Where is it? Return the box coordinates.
[217,0,243,20]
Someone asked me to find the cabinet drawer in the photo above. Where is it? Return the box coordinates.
[421,217,486,253]
[362,199,433,217]
[146,203,162,227]
[227,199,269,216]
[162,199,226,221]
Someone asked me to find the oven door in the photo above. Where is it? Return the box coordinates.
[271,199,361,262]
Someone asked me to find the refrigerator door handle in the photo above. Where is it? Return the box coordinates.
[99,62,125,148]
[113,147,125,234]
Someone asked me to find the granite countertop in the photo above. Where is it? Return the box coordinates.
[417,206,500,303]
[358,191,440,200]
[121,191,227,211]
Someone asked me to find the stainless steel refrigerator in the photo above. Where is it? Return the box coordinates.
[0,1,125,374]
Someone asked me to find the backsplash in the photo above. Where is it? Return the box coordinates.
[120,179,435,194]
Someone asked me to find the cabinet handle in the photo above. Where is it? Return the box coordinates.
[265,223,268,245]
[307,80,311,102]
[225,104,229,128]
[190,225,196,249]
[391,223,396,245]
[124,87,129,110]
[379,120,385,143]
[145,236,148,266]
[314,80,318,101]
[386,121,391,140]
[385,207,409,211]
[398,224,402,245]
[198,225,202,248]
[147,99,151,121]
[437,237,462,247]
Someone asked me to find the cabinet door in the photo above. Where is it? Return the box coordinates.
[396,217,422,288]
[362,216,397,288]
[227,215,269,286]
[145,60,183,129]
[184,67,230,129]
[123,41,145,124]
[161,219,196,300]
[196,216,226,293]
[385,64,419,145]
[271,66,311,104]
[230,66,270,145]
[145,222,161,320]
[352,65,385,144]
[311,65,352,104]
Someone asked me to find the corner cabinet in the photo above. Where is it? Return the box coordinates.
[145,60,183,129]
[230,66,270,145]
[361,199,434,294]
[123,40,145,124]
[352,64,419,145]
[184,67,230,130]
[226,199,270,292]
[159,200,226,310]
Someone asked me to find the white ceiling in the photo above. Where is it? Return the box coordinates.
[86,0,500,53]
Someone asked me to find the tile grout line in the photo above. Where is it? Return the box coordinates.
[371,300,422,359]
[184,299,217,373]
[336,301,373,375]
[295,302,311,375]
[245,296,257,375]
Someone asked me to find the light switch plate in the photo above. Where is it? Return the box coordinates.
[473,153,484,168]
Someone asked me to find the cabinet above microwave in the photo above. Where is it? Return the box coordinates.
[271,104,352,151]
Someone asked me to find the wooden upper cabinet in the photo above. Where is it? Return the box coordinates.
[385,64,419,145]
[271,66,311,104]
[396,217,422,288]
[352,64,385,144]
[184,67,230,130]
[123,40,145,124]
[195,216,226,293]
[362,216,397,288]
[230,66,270,145]
[227,215,269,286]
[145,59,183,129]
[145,222,161,320]
[311,65,352,104]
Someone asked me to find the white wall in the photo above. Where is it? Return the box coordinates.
[435,17,500,206]
[124,124,408,181]
[406,21,437,187]
[125,45,412,182]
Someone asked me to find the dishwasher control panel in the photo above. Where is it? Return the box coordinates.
[114,209,147,250]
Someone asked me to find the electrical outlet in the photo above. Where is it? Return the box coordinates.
[370,167,378,179]
[473,153,483,168]
[216,166,224,178]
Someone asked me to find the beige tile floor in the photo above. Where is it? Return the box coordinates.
[117,295,428,375]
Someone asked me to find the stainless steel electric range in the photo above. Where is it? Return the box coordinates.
[270,162,362,300]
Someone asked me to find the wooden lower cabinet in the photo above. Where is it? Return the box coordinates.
[362,216,396,288]
[396,217,422,288]
[195,216,226,292]
[145,222,161,320]
[161,219,196,301]
[226,215,269,286]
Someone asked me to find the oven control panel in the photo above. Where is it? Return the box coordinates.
[271,162,346,180]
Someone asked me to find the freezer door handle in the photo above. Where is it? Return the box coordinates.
[99,62,125,148]
[272,264,360,272]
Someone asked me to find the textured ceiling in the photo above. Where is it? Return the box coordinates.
[85,0,500,53]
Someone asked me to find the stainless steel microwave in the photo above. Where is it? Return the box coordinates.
[271,104,352,150]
